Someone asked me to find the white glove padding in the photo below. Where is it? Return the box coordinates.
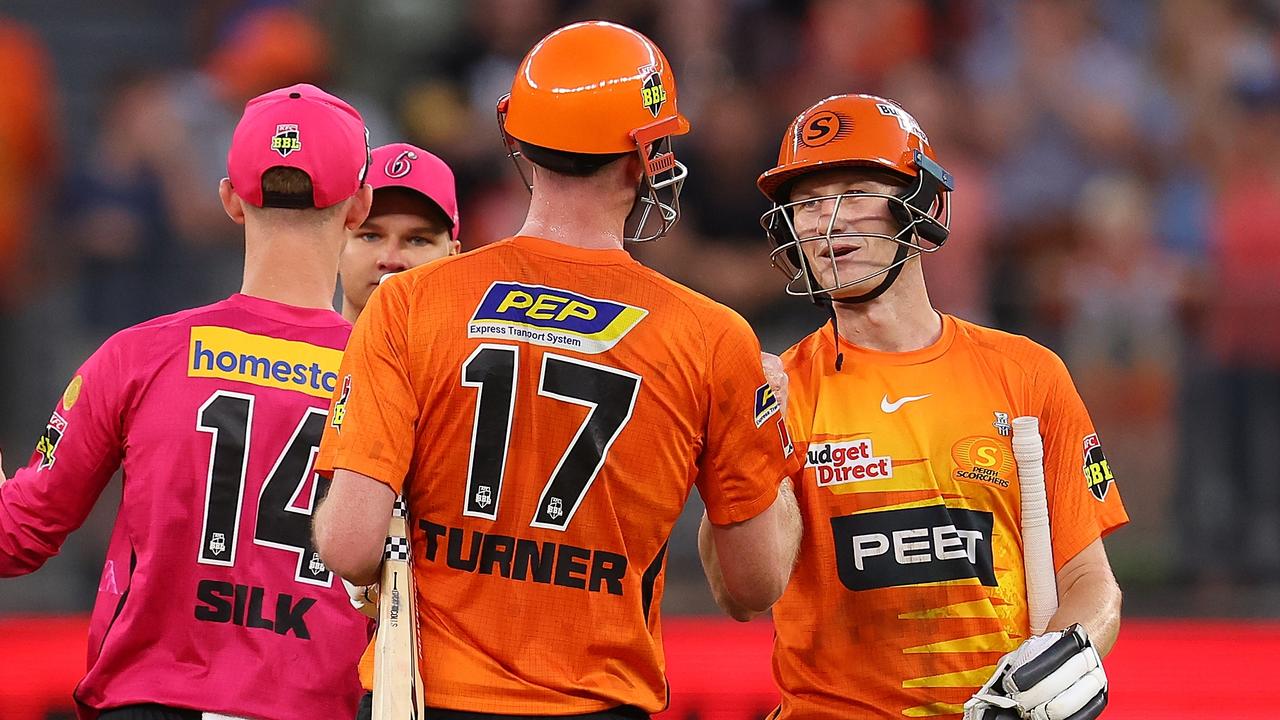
[968,624,1107,720]
[341,577,380,619]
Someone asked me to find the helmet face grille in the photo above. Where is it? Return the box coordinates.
[758,166,951,300]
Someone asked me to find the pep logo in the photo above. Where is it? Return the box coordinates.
[188,326,341,399]
[830,505,996,591]
[468,282,648,354]
[806,438,893,487]
[754,384,780,427]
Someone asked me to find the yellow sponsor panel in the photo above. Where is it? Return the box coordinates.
[188,326,342,399]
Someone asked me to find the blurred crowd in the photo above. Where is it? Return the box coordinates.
[2,0,1280,616]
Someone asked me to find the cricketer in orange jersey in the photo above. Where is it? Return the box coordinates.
[312,21,801,719]
[706,94,1126,720]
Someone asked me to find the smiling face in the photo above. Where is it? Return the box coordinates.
[786,167,911,299]
[340,188,458,319]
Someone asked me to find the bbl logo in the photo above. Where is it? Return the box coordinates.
[307,552,328,577]
[1083,433,1114,501]
[546,497,565,520]
[208,532,227,557]
[331,375,351,432]
[800,110,853,148]
[385,150,417,178]
[475,485,492,509]
[272,123,301,158]
[641,71,667,117]
[36,412,68,470]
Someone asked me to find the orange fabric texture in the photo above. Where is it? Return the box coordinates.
[317,235,793,714]
[771,315,1128,720]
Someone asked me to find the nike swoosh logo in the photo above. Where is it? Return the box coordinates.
[881,393,932,413]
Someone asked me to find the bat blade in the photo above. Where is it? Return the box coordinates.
[372,497,418,720]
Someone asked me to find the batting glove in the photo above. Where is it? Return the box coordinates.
[341,577,381,620]
[964,624,1107,720]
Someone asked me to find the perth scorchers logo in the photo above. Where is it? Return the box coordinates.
[951,436,1014,489]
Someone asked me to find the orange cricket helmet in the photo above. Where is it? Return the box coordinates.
[496,20,691,241]
[757,93,954,302]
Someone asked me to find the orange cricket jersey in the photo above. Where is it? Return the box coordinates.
[316,236,793,714]
[770,315,1129,720]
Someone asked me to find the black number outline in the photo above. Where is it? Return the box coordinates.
[461,344,519,521]
[253,406,331,586]
[196,391,255,567]
[460,345,641,532]
[195,390,333,587]
[531,354,641,531]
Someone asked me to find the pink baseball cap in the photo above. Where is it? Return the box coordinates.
[366,143,460,240]
[227,83,370,208]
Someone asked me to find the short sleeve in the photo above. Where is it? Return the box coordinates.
[1033,350,1130,571]
[0,339,127,576]
[315,277,417,494]
[695,312,798,525]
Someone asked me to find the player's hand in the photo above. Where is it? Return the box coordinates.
[964,625,1107,720]
[341,577,381,620]
[761,352,788,410]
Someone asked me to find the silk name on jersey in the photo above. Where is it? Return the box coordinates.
[468,282,648,354]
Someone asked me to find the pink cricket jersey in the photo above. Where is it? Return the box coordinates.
[0,293,368,719]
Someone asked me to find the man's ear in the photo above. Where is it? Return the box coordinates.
[345,184,374,231]
[219,178,247,226]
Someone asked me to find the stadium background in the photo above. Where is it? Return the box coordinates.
[1,0,1278,717]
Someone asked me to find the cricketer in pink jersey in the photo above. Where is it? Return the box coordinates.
[0,84,375,720]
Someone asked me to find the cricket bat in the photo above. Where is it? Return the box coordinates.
[373,496,420,720]
[1011,416,1057,635]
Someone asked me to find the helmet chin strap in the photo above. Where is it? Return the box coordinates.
[818,235,912,373]
[830,241,911,306]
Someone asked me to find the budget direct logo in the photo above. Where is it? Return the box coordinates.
[468,282,648,354]
[806,438,893,487]
[188,326,341,399]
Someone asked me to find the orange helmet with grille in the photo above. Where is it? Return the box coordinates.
[497,21,691,241]
[756,94,954,301]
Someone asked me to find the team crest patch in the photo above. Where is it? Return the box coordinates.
[36,412,68,470]
[799,110,854,148]
[641,70,668,117]
[331,375,351,432]
[62,375,84,412]
[993,411,1011,437]
[951,436,1013,489]
[385,150,416,178]
[1082,433,1114,501]
[272,123,301,158]
[754,383,781,427]
[468,282,647,354]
